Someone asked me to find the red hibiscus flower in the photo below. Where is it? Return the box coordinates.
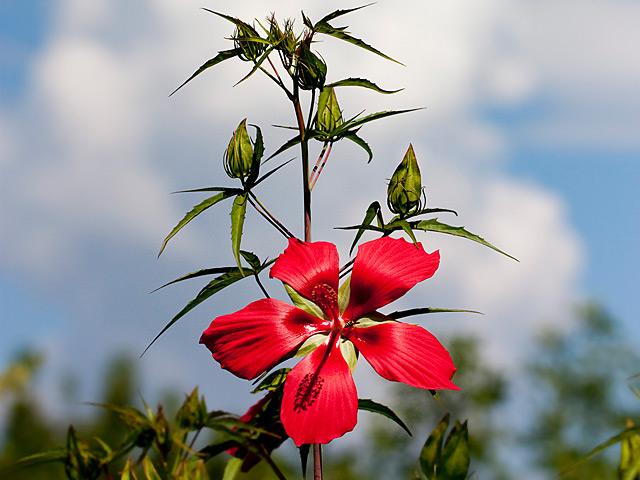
[200,236,458,446]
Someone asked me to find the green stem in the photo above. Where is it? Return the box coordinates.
[248,191,293,238]
[292,84,312,242]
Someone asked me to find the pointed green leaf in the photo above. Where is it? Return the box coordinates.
[170,49,241,96]
[348,201,382,254]
[150,267,234,293]
[254,159,294,185]
[233,45,276,87]
[143,456,162,480]
[230,194,248,273]
[266,134,302,161]
[158,190,238,257]
[313,22,403,65]
[358,399,412,436]
[420,414,450,478]
[120,459,135,480]
[222,457,242,480]
[172,186,241,194]
[388,307,483,320]
[343,132,373,163]
[398,207,458,220]
[440,420,470,480]
[142,269,248,356]
[335,108,421,137]
[392,218,418,246]
[412,218,518,261]
[328,77,402,94]
[239,250,261,270]
[315,5,372,25]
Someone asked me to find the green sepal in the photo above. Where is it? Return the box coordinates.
[340,339,358,373]
[230,193,248,273]
[294,334,329,358]
[251,368,290,393]
[358,399,412,436]
[354,312,394,329]
[158,189,240,257]
[338,276,351,315]
[170,48,241,96]
[327,77,402,94]
[412,218,518,261]
[283,284,325,319]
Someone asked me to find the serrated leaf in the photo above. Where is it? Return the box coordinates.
[313,22,403,65]
[150,267,234,293]
[315,5,372,25]
[328,77,402,94]
[335,108,421,138]
[420,414,450,478]
[158,190,238,257]
[391,218,418,246]
[251,368,290,393]
[230,194,248,273]
[239,250,261,270]
[343,132,373,163]
[254,159,294,185]
[348,201,382,254]
[143,456,161,480]
[440,420,470,480]
[412,218,518,261]
[358,399,411,436]
[142,269,248,356]
[170,49,241,96]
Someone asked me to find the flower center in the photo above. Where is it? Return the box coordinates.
[311,283,338,316]
[293,373,325,412]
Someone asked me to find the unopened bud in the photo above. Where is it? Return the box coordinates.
[224,119,255,179]
[295,36,326,91]
[387,144,423,216]
[316,87,342,134]
[234,22,264,62]
[176,387,207,430]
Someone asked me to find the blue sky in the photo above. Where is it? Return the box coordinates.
[1,0,639,467]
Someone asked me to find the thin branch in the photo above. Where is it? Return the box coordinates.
[254,273,270,298]
[247,192,294,238]
[309,142,333,190]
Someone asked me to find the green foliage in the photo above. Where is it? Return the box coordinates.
[418,414,470,480]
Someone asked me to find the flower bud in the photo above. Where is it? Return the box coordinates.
[387,144,423,216]
[233,21,264,62]
[224,119,255,179]
[316,87,342,134]
[176,387,207,430]
[295,35,326,91]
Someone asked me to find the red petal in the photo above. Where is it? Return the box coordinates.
[200,299,330,379]
[281,334,358,446]
[349,322,459,390]
[270,238,339,302]
[344,237,440,320]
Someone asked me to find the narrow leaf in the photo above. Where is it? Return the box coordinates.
[251,368,290,393]
[230,194,248,273]
[233,45,276,87]
[315,5,373,24]
[158,190,237,257]
[170,49,241,96]
[343,132,373,163]
[172,187,242,194]
[440,420,470,480]
[150,267,234,293]
[412,218,518,261]
[335,108,421,137]
[328,77,402,94]
[222,457,242,480]
[358,399,412,436]
[562,426,640,474]
[142,269,248,356]
[239,250,261,270]
[393,218,418,246]
[388,307,483,320]
[255,159,294,185]
[143,456,162,480]
[314,23,403,65]
[348,201,382,254]
[420,414,450,478]
[266,135,302,161]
